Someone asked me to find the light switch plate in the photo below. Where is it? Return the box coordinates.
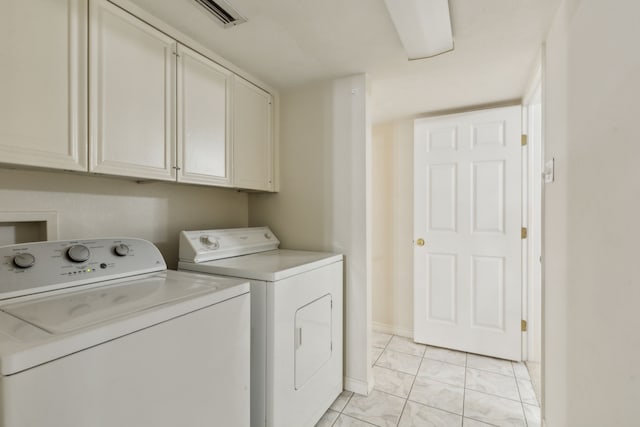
[544,158,555,183]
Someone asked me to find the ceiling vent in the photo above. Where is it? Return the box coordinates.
[194,0,247,28]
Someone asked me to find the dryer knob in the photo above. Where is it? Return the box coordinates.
[114,244,130,257]
[200,236,219,249]
[13,253,35,269]
[67,245,90,263]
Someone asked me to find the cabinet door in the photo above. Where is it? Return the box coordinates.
[0,0,87,171]
[232,77,274,191]
[89,0,176,181]
[177,44,231,186]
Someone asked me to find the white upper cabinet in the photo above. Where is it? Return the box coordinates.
[0,0,87,171]
[177,44,231,186]
[89,0,176,181]
[0,0,277,190]
[233,77,274,191]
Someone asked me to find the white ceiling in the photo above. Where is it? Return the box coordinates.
[127,0,560,123]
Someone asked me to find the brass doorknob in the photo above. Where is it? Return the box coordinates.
[416,238,425,246]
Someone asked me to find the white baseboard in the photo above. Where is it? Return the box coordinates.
[372,321,413,339]
[344,376,373,395]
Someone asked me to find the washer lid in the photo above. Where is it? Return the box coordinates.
[2,273,226,334]
[179,249,343,282]
[0,270,249,375]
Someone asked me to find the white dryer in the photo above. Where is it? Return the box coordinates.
[0,238,250,427]
[178,227,343,427]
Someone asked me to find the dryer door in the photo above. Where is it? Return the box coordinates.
[294,293,332,389]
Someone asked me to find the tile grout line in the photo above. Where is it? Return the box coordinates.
[394,340,424,427]
[512,361,529,427]
[329,391,354,427]
[393,340,470,422]
[465,364,518,378]
[459,386,532,406]
[340,333,395,427]
[368,335,534,427]
[405,397,467,419]
[461,352,467,425]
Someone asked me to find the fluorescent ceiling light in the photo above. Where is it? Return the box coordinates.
[383,0,454,60]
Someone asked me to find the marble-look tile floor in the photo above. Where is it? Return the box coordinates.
[316,333,540,427]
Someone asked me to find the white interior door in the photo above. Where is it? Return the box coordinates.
[414,106,522,361]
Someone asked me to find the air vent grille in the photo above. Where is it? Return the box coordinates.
[194,0,247,28]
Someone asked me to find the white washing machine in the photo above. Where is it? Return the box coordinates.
[178,227,343,427]
[0,238,250,427]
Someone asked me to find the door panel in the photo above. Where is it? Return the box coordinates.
[428,164,457,231]
[0,0,87,171]
[232,77,274,191]
[427,253,456,323]
[414,105,522,361]
[472,160,505,233]
[471,255,505,330]
[177,44,231,186]
[89,0,176,180]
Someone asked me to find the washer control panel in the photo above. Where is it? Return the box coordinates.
[0,238,166,300]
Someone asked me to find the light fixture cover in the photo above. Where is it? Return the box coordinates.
[383,0,454,60]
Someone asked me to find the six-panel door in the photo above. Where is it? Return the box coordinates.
[413,105,522,361]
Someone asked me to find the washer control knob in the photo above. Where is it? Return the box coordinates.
[67,245,90,263]
[114,244,130,257]
[13,253,35,269]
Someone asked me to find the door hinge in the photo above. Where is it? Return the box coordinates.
[521,227,528,239]
[521,134,528,146]
[521,320,528,332]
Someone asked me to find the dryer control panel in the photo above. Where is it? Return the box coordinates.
[0,238,166,300]
[179,227,280,263]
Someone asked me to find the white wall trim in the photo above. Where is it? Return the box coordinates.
[372,321,413,339]
[344,376,374,396]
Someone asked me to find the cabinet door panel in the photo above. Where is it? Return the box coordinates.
[0,0,87,171]
[177,44,230,186]
[232,77,273,191]
[90,0,176,180]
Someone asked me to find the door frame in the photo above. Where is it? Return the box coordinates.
[522,69,543,363]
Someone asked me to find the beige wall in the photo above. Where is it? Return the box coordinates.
[372,124,394,329]
[249,74,372,394]
[543,0,640,425]
[0,168,248,269]
[371,121,414,336]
